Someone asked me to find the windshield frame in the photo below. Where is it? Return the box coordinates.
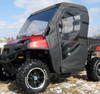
[17,6,59,38]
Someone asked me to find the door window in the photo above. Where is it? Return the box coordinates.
[59,10,81,59]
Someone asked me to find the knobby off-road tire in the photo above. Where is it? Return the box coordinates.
[16,59,50,94]
[86,58,100,81]
[0,65,6,81]
[0,65,14,81]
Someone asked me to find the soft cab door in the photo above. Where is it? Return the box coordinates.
[58,7,89,73]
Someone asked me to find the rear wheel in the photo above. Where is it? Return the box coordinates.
[86,58,100,81]
[16,59,50,94]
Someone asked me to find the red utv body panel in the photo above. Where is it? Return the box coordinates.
[8,36,48,49]
[29,40,48,49]
[96,46,100,51]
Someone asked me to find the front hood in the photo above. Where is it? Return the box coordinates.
[8,36,44,44]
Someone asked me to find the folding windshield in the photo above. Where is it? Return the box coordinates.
[17,8,57,38]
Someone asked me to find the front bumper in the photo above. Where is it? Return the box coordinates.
[0,50,17,64]
[0,43,25,65]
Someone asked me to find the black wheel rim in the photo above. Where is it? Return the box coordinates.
[96,62,100,78]
[26,67,45,89]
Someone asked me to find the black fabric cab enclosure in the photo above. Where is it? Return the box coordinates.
[46,2,89,74]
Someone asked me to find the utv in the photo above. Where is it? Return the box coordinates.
[0,2,100,94]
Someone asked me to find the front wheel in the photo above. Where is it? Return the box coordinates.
[0,65,15,81]
[86,58,100,81]
[16,59,50,94]
[0,65,6,80]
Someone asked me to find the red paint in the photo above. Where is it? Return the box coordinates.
[29,40,48,48]
[96,46,100,51]
[8,36,48,49]
[8,36,43,44]
[29,36,43,42]
[8,37,28,44]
